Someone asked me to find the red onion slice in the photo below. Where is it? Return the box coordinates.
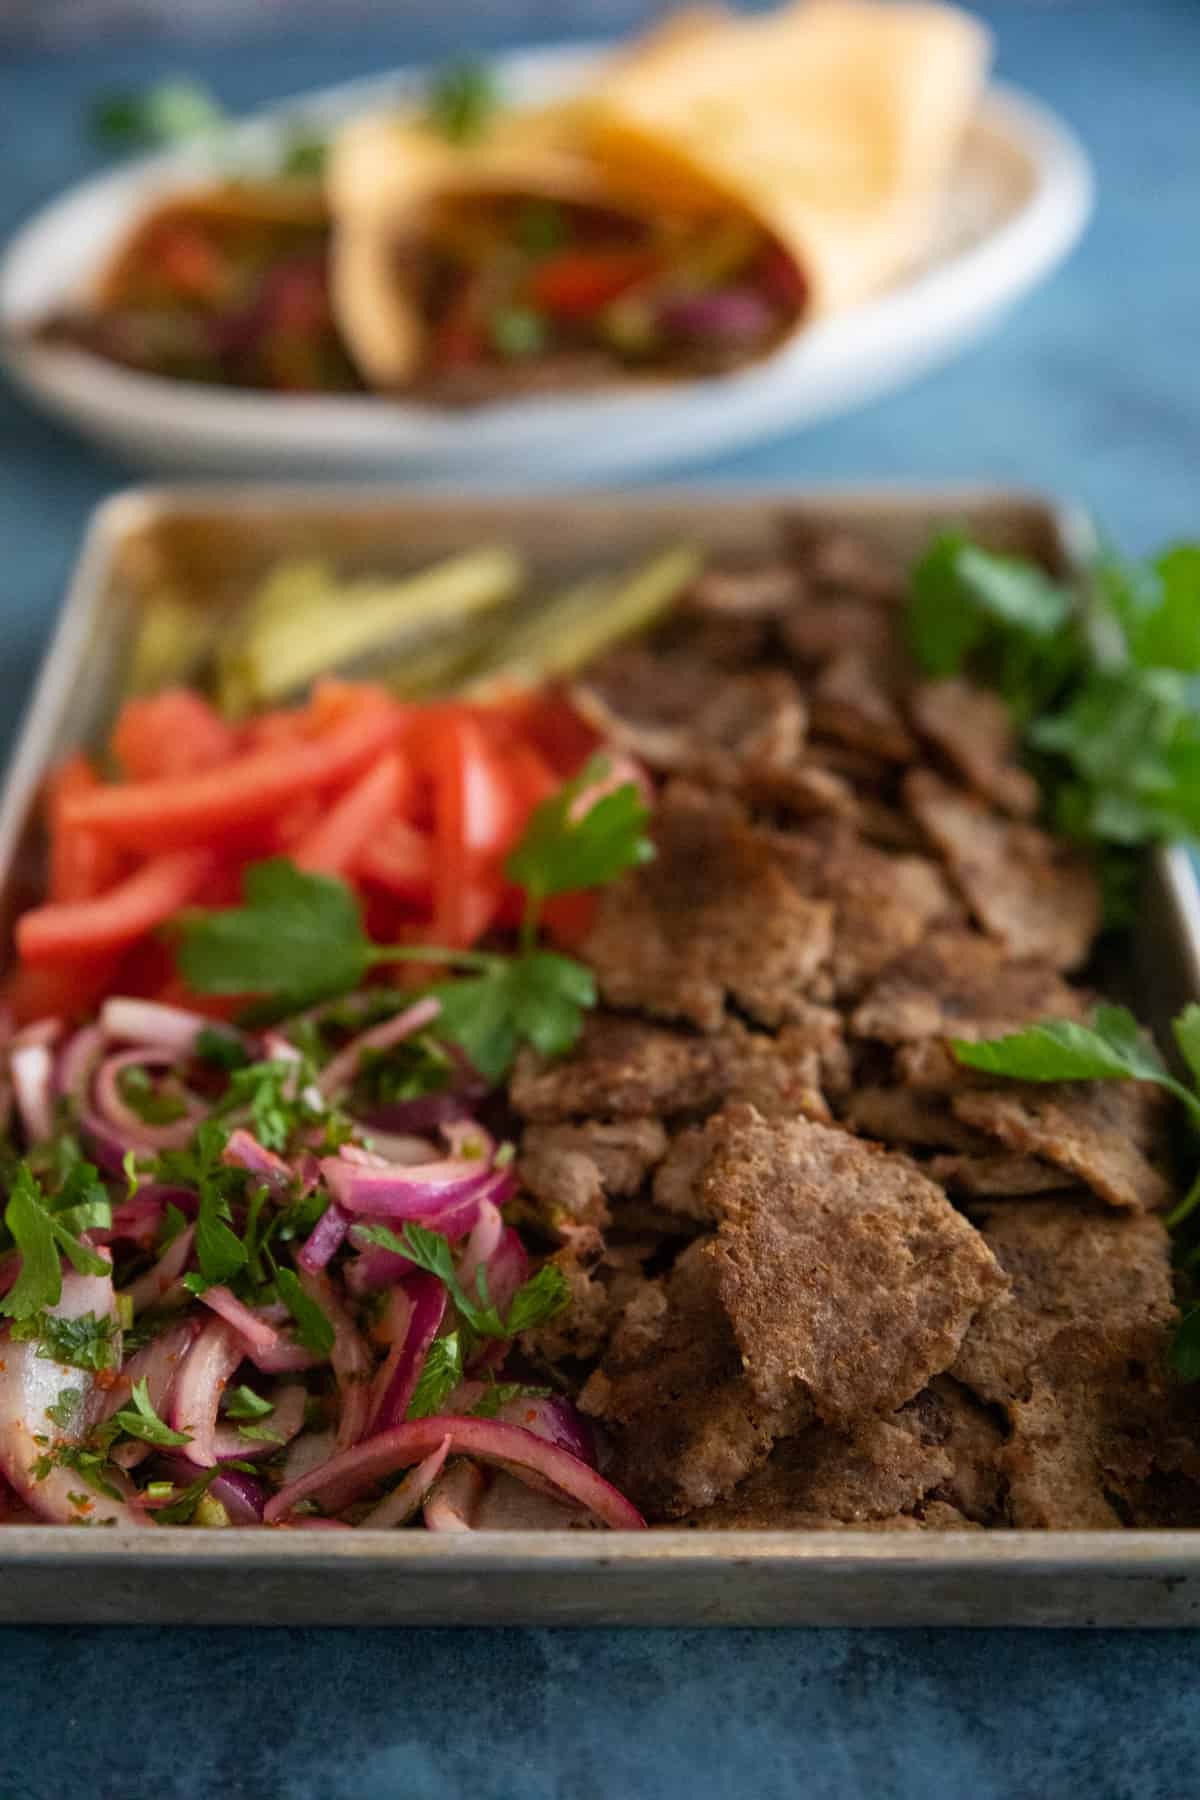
[100,996,249,1058]
[122,1224,195,1314]
[366,1274,446,1435]
[198,1285,279,1354]
[317,996,442,1099]
[221,1129,294,1195]
[93,1047,203,1151]
[263,1416,646,1529]
[56,1022,104,1112]
[495,1394,597,1467]
[320,1154,494,1218]
[247,1335,323,1375]
[297,1200,351,1273]
[456,1199,504,1292]
[473,1471,589,1530]
[171,1317,245,1467]
[210,1381,307,1463]
[0,1264,144,1526]
[97,1317,200,1470]
[11,1041,55,1144]
[422,1459,485,1532]
[298,1267,372,1451]
[359,1435,451,1528]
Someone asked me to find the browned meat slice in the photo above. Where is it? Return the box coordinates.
[511,1014,725,1121]
[688,1375,1002,1528]
[998,1322,1187,1528]
[736,759,861,827]
[580,1239,809,1518]
[926,1151,1077,1196]
[953,1082,1173,1212]
[810,652,917,762]
[781,596,898,668]
[909,678,1039,818]
[686,559,803,618]
[520,1240,656,1370]
[584,785,833,1029]
[511,1008,847,1128]
[905,769,1101,970]
[843,1085,989,1152]
[951,1199,1175,1407]
[704,1108,1006,1424]
[516,1118,668,1243]
[769,820,952,997]
[850,929,1085,1045]
[784,523,904,603]
[570,648,805,781]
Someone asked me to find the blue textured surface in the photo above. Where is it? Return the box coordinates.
[1,4,1199,1794]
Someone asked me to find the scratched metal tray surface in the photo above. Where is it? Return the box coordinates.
[2,484,1199,1628]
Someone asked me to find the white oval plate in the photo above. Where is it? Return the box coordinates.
[0,43,1092,484]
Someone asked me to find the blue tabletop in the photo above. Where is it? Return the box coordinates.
[1,3,1199,1794]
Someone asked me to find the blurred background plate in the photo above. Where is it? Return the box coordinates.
[0,42,1092,483]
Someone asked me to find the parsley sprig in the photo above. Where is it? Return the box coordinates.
[356,1222,569,1345]
[908,531,1200,913]
[177,756,652,1079]
[1,1163,112,1324]
[950,1003,1200,1375]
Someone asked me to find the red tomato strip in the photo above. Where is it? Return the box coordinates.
[528,251,657,319]
[290,754,406,876]
[46,755,123,904]
[113,690,238,780]
[61,700,402,852]
[356,819,435,904]
[17,849,214,966]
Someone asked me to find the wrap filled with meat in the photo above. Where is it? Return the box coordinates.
[328,0,990,400]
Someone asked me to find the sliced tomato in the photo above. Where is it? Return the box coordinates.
[527,250,656,319]
[46,755,124,904]
[291,754,407,876]
[112,690,238,781]
[17,849,214,966]
[62,698,402,853]
[501,740,560,834]
[414,709,515,946]
[356,819,436,904]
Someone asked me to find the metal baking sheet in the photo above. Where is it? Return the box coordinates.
[2,483,1198,1628]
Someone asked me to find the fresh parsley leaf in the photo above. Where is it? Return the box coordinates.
[407,1331,464,1419]
[506,754,655,916]
[496,1263,571,1336]
[44,1388,84,1431]
[152,1466,221,1525]
[113,1377,192,1447]
[279,132,328,178]
[90,78,225,150]
[429,950,596,1083]
[394,1223,570,1341]
[1128,546,1200,673]
[908,530,1072,682]
[178,857,376,1011]
[12,1310,120,1373]
[117,1063,189,1126]
[192,1180,247,1289]
[1,1164,109,1321]
[236,1422,286,1445]
[274,1267,335,1357]
[158,1202,189,1253]
[427,59,498,144]
[216,1055,324,1153]
[31,1440,123,1503]
[194,1027,250,1072]
[223,1385,274,1422]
